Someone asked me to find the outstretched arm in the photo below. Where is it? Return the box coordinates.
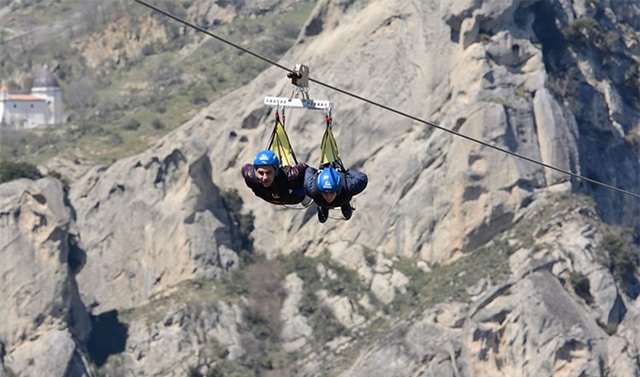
[345,169,368,196]
[304,167,319,198]
[241,164,258,189]
[286,163,309,188]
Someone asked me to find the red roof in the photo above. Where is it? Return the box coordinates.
[7,94,45,101]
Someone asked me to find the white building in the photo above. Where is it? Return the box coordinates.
[0,67,63,129]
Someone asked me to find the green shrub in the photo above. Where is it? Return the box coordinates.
[219,189,255,257]
[603,30,621,53]
[141,43,156,56]
[280,252,319,284]
[597,320,618,336]
[514,84,528,98]
[218,267,249,298]
[623,63,640,105]
[364,248,377,267]
[569,271,593,304]
[601,232,638,286]
[0,160,43,183]
[313,304,348,342]
[190,92,208,105]
[151,118,165,130]
[563,17,601,48]
[122,118,141,131]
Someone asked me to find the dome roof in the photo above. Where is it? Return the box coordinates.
[32,67,60,88]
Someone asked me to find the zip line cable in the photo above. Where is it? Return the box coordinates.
[133,0,640,200]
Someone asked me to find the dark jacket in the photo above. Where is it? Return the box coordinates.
[304,167,368,208]
[241,163,308,204]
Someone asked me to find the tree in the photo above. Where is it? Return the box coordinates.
[65,77,97,117]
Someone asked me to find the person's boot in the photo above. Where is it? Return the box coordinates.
[341,203,353,220]
[317,206,329,223]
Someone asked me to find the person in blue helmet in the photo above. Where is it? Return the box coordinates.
[304,164,368,223]
[241,150,309,205]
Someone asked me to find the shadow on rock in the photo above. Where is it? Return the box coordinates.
[87,310,128,367]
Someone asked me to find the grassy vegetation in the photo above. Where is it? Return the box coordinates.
[511,192,597,247]
[392,242,512,315]
[116,256,283,375]
[115,250,375,375]
[506,192,639,303]
[107,191,636,375]
[280,251,371,347]
[562,17,602,50]
[529,0,639,109]
[514,84,528,98]
[0,0,318,168]
[623,62,640,105]
[600,230,639,296]
[487,97,511,107]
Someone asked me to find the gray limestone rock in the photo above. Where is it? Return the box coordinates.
[69,139,238,313]
[0,178,92,376]
[2,0,640,376]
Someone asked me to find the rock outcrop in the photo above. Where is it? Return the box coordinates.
[1,0,639,376]
[69,137,239,313]
[186,0,639,263]
[0,178,93,376]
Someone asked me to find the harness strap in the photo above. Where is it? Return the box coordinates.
[319,114,345,170]
[267,108,298,166]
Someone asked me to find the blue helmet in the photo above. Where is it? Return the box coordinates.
[316,167,342,193]
[253,150,279,168]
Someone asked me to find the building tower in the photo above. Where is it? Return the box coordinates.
[31,66,62,125]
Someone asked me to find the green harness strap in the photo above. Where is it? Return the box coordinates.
[267,109,298,166]
[319,115,345,170]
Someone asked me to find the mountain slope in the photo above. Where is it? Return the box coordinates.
[1,0,640,376]
[0,0,316,168]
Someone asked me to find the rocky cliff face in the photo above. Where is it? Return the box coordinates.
[70,138,239,313]
[1,0,639,376]
[0,178,92,376]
